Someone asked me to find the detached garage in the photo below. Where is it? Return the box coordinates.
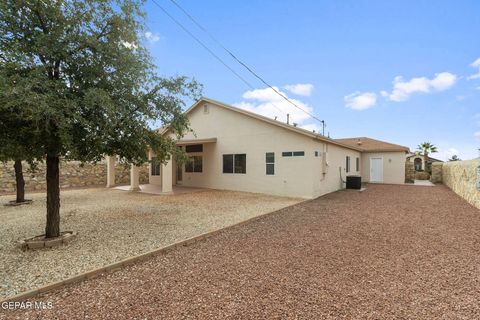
[335,137,410,184]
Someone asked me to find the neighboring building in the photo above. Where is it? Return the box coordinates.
[335,137,410,185]
[107,97,410,199]
[406,153,443,172]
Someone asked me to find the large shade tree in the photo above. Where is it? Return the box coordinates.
[0,0,201,238]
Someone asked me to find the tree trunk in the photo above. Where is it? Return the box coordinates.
[14,159,25,203]
[45,155,60,238]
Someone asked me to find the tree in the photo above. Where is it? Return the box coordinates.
[448,155,461,161]
[0,0,201,238]
[0,102,42,203]
[417,142,438,173]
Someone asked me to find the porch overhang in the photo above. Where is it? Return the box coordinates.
[176,138,217,146]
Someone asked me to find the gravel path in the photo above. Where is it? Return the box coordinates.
[0,188,300,299]
[3,184,480,319]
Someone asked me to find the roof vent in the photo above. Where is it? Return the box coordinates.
[293,123,298,127]
[357,140,362,145]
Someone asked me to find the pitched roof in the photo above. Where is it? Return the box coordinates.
[334,137,410,153]
[163,97,364,152]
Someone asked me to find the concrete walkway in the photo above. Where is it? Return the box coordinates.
[5,184,480,319]
[414,179,435,186]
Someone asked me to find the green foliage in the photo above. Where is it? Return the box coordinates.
[448,155,461,161]
[0,0,201,165]
[416,142,438,156]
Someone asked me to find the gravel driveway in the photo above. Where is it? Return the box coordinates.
[0,188,301,299]
[3,184,480,319]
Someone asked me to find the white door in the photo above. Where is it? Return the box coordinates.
[370,157,384,183]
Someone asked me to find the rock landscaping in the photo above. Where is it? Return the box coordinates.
[4,184,480,319]
[0,187,300,299]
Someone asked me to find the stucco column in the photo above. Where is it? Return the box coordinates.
[129,164,141,191]
[161,159,173,193]
[106,155,116,188]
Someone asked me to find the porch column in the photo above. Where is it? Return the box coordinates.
[161,159,173,193]
[106,155,116,188]
[129,164,141,191]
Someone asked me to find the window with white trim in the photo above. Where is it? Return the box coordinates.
[223,154,246,174]
[266,152,275,175]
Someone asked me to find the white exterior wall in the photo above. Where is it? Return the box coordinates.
[361,152,406,184]
[173,103,319,198]
[162,102,366,198]
[311,143,361,197]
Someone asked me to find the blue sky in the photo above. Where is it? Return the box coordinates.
[142,0,480,160]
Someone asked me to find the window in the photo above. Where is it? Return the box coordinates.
[203,104,209,114]
[223,154,246,174]
[282,151,304,157]
[234,154,246,173]
[185,156,202,173]
[315,151,319,157]
[346,156,351,173]
[414,158,422,171]
[151,157,161,176]
[185,144,203,153]
[356,157,360,172]
[266,152,275,175]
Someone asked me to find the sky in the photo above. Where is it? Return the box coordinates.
[141,0,480,160]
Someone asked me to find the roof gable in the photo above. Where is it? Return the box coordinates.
[335,137,410,153]
[178,97,364,151]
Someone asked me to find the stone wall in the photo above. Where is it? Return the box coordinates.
[0,160,149,194]
[441,160,480,209]
[430,162,443,183]
[405,162,415,183]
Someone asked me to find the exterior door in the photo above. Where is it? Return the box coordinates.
[370,157,383,183]
[176,163,183,185]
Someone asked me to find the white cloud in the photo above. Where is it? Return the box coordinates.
[234,86,319,131]
[468,57,480,80]
[284,83,314,96]
[384,72,457,102]
[145,31,161,43]
[344,92,377,110]
[475,131,480,141]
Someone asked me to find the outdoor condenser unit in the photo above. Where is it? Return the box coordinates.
[346,175,362,190]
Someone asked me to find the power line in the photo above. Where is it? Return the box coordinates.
[167,0,325,126]
[149,0,287,117]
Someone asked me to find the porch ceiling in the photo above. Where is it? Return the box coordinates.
[176,138,217,145]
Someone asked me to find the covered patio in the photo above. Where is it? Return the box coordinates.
[113,184,208,195]
[105,137,216,194]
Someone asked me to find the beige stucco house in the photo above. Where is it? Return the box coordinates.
[106,97,410,199]
[335,137,410,185]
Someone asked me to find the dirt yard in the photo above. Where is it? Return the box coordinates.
[3,184,480,319]
[0,187,301,299]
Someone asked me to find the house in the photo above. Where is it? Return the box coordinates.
[106,97,410,199]
[406,153,443,172]
[335,137,410,185]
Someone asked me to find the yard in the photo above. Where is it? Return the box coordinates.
[0,187,301,299]
[3,184,480,319]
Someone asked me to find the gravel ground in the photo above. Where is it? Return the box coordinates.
[0,187,300,299]
[3,184,480,320]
